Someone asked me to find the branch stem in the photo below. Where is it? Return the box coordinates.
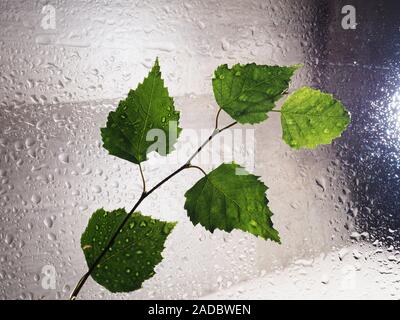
[70,109,237,300]
[185,128,219,165]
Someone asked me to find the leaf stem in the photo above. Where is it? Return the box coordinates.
[187,165,207,176]
[139,163,146,193]
[270,109,281,113]
[215,108,222,129]
[70,109,237,300]
[220,121,238,132]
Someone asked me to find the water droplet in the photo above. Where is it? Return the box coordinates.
[91,185,102,193]
[321,275,330,284]
[0,138,7,147]
[31,194,41,204]
[14,141,24,151]
[338,248,349,261]
[221,38,230,51]
[44,217,53,228]
[315,178,326,192]
[162,223,174,235]
[25,138,36,148]
[47,233,57,241]
[5,234,14,245]
[58,153,69,164]
[250,220,258,227]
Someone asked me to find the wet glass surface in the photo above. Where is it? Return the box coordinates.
[0,0,399,299]
[308,1,400,242]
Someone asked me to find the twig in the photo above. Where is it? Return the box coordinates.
[70,108,237,300]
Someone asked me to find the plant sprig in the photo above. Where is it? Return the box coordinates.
[70,111,237,299]
[70,59,350,299]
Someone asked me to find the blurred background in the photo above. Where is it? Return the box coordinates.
[0,0,399,300]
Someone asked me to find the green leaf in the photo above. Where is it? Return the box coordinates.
[101,59,182,164]
[212,63,301,124]
[184,163,280,242]
[280,87,350,149]
[81,208,176,293]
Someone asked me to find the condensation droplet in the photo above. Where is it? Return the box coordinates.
[44,217,53,229]
[31,194,41,204]
[5,234,14,245]
[58,153,70,164]
[91,185,102,193]
[47,233,57,241]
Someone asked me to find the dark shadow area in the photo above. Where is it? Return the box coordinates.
[310,0,400,244]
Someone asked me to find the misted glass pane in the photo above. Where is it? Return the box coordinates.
[0,0,399,300]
